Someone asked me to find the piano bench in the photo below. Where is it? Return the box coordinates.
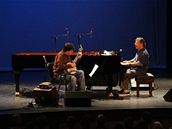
[135,73,155,97]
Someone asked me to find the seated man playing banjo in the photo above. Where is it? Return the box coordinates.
[53,42,86,91]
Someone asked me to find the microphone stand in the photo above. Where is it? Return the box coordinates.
[76,28,93,48]
[52,28,71,52]
[52,36,58,52]
[42,55,49,82]
[77,33,82,46]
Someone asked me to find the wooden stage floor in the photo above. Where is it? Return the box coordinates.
[0,70,172,119]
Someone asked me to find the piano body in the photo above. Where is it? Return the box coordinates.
[12,51,122,93]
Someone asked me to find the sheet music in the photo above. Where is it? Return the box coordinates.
[89,64,99,77]
[101,50,113,56]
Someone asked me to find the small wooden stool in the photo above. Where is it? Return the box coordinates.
[135,73,155,97]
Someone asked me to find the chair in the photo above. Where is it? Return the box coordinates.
[47,62,68,91]
[135,73,155,97]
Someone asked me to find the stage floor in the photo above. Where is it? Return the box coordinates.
[0,70,172,115]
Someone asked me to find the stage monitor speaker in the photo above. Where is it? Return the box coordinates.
[33,85,59,106]
[163,88,172,102]
[64,91,92,107]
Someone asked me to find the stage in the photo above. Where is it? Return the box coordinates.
[0,70,172,127]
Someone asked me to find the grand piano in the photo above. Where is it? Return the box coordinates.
[12,51,122,94]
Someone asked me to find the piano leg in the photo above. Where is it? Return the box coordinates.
[13,71,21,96]
[118,65,128,86]
[103,72,118,92]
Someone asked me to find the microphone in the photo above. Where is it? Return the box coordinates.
[43,56,48,67]
[87,28,93,38]
[51,36,58,41]
[64,27,71,38]
[90,28,93,38]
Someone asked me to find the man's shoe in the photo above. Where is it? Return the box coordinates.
[123,91,130,94]
[113,92,119,98]
[118,89,124,94]
[119,90,130,94]
[107,92,114,98]
[86,86,91,90]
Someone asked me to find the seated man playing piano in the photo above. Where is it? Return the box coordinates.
[53,42,86,91]
[119,37,149,94]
